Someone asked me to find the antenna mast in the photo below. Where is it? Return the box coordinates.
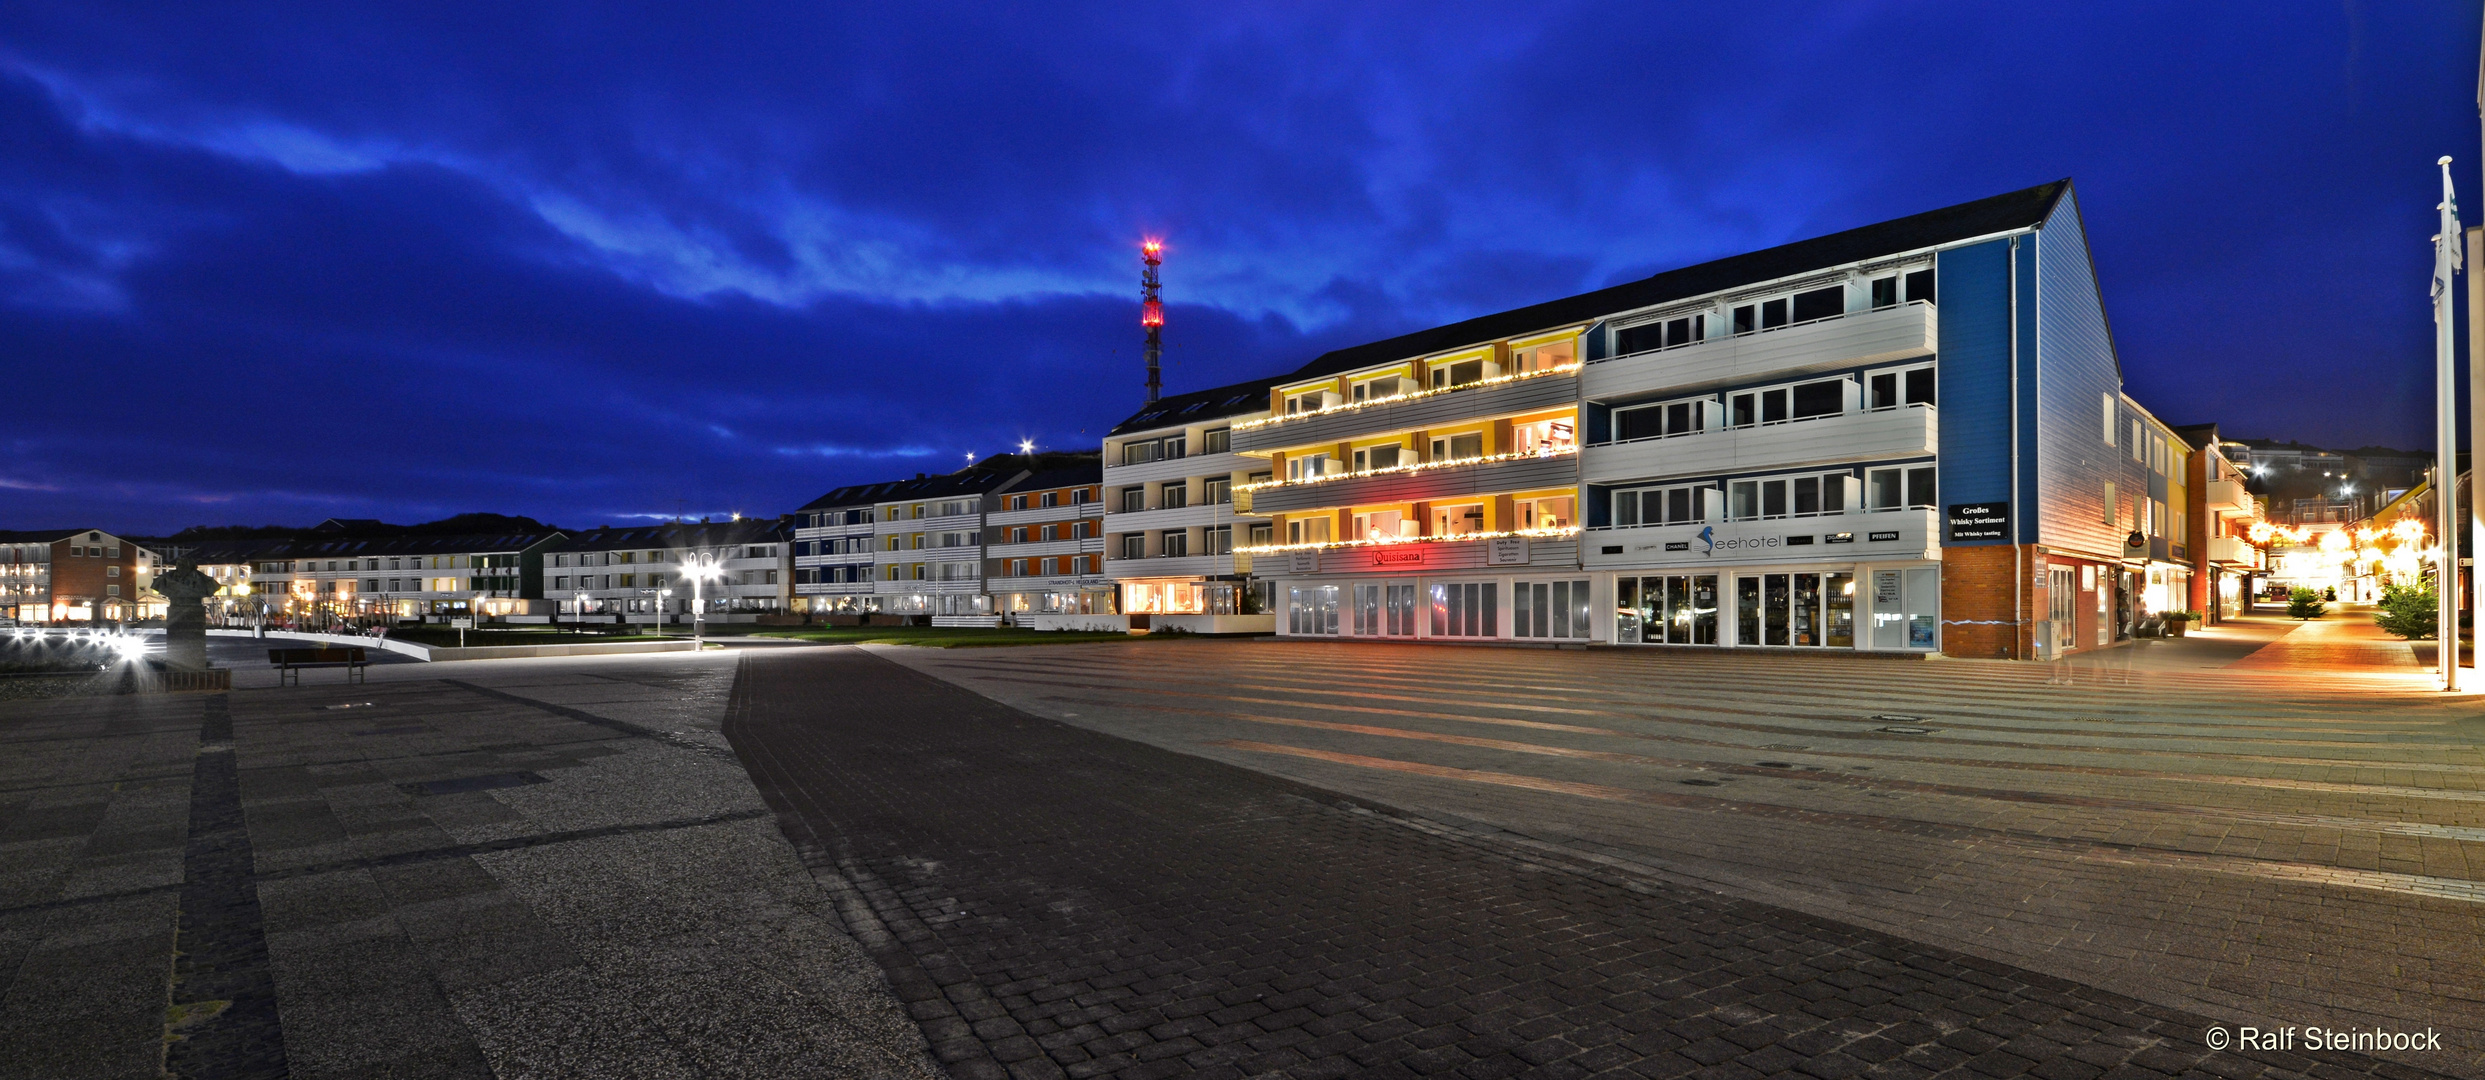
[1140,240,1164,404]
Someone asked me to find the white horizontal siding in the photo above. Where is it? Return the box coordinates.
[1583,302,1935,402]
[1582,406,1937,484]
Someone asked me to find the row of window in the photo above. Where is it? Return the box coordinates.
[1118,429,1233,465]
[1004,488,1096,510]
[996,523,1096,544]
[1112,526,1242,559]
[1610,270,1933,356]
[1280,418,1576,482]
[1608,365,1934,444]
[1117,476,1239,511]
[1000,556,1099,577]
[1609,466,1938,526]
[550,572,776,590]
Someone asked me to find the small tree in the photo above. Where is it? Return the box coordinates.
[2286,586,2326,621]
[2374,581,2438,640]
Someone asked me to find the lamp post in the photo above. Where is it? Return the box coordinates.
[677,550,727,648]
[575,591,590,635]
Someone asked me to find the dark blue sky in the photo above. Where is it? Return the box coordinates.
[3,2,2479,533]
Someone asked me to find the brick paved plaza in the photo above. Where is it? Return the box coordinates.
[2,638,2478,1079]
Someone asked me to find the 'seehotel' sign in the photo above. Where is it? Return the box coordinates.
[1945,502,2009,542]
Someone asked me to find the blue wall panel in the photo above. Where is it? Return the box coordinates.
[1935,239,2014,544]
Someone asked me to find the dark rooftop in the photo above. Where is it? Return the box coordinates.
[1106,374,1285,438]
[1284,180,2071,383]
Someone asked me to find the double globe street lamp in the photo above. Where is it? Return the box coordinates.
[676,551,728,648]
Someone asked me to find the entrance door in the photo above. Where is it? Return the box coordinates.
[2047,568,2076,656]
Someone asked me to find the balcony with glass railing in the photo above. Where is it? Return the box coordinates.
[1584,300,1935,402]
[1583,403,1936,484]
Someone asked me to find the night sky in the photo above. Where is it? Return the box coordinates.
[4,3,2480,534]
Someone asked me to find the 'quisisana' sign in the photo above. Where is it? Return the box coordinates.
[1945,502,2010,542]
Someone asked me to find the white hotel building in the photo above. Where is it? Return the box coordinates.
[1243,180,2158,660]
[1101,378,1280,617]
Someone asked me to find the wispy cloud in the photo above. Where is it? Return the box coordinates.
[772,443,941,459]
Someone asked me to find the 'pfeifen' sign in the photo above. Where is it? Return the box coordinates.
[1945,502,2009,542]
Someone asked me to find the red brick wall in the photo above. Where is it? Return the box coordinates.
[1939,544,2036,660]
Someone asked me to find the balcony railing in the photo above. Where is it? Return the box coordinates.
[1582,404,1936,484]
[1583,300,1935,402]
[1243,450,1578,517]
[1229,366,1579,455]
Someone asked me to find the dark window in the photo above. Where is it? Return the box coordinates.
[1616,407,1665,441]
[1732,394,1756,427]
[1667,401,1694,434]
[1791,379,1845,418]
[1870,371,1898,409]
[1163,436,1186,460]
[1667,488,1692,523]
[1823,477,1846,513]
[1733,305,1757,334]
[1794,477,1820,516]
[1762,388,1789,423]
[1906,467,1938,508]
[1666,315,1700,346]
[1762,480,1787,518]
[1202,428,1230,454]
[1790,286,1843,323]
[1616,323,1665,354]
[1904,368,1937,406]
[1761,298,1789,328]
[1871,277,1898,308]
[1120,487,1145,513]
[1905,269,1936,304]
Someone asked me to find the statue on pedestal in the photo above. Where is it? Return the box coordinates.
[152,559,221,672]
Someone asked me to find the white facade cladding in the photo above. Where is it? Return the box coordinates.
[1580,263,1947,652]
[1102,378,1280,616]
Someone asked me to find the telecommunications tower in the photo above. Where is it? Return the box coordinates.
[1140,240,1164,403]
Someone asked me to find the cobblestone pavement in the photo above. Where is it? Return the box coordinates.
[731,646,2463,1080]
[0,651,937,1080]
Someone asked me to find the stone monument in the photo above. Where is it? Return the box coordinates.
[152,559,221,671]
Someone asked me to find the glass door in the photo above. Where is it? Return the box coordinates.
[1826,572,1854,647]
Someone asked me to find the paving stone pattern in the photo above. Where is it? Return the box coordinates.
[728,648,2433,1080]
[0,652,942,1080]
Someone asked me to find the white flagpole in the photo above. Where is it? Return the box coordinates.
[2437,156,2463,690]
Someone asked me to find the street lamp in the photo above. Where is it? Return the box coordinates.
[574,591,590,635]
[677,550,727,648]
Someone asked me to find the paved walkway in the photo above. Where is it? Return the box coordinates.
[0,652,937,1080]
[2226,608,2423,675]
[885,638,2485,1076]
[732,646,2455,1080]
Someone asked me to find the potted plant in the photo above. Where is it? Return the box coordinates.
[2161,611,2198,637]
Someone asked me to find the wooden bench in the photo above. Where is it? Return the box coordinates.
[269,647,368,685]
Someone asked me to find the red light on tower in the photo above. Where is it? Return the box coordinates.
[1140,238,1164,403]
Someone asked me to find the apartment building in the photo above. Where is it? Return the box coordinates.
[246,530,563,620]
[986,460,1110,617]
[863,462,1035,623]
[1103,377,1280,617]
[0,529,160,624]
[791,484,885,615]
[2175,423,2263,621]
[546,519,789,624]
[1244,179,2179,659]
